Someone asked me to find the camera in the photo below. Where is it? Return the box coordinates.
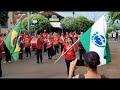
[76,59,85,66]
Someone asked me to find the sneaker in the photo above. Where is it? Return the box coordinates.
[8,61,11,63]
[3,61,6,63]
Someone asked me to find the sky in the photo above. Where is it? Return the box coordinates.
[56,11,109,21]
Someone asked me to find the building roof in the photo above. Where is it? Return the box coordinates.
[13,14,27,25]
[13,11,64,25]
[40,11,64,18]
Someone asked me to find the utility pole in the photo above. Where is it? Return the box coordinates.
[73,11,75,18]
[28,12,30,35]
[93,12,96,22]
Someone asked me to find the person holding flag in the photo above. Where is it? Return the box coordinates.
[4,17,22,61]
[61,37,77,76]
[68,14,111,78]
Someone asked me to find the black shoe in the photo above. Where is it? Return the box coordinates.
[37,62,39,64]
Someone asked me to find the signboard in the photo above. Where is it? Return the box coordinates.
[49,15,59,22]
[31,20,37,26]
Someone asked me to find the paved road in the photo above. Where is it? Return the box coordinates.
[1,39,120,78]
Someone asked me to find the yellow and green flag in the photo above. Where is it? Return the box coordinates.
[4,20,22,60]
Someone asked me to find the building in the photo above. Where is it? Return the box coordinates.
[40,11,64,33]
[8,11,64,34]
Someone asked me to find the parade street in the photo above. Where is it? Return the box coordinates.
[1,39,120,78]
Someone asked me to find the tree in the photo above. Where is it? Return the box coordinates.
[76,16,94,32]
[22,14,51,33]
[60,17,79,32]
[0,11,8,26]
[108,12,120,24]
[107,24,120,33]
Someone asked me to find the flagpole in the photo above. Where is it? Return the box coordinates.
[103,12,108,17]
[0,14,24,45]
[54,38,80,64]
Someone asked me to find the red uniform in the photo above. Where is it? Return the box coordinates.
[59,35,65,44]
[1,35,6,49]
[21,34,26,41]
[53,35,59,46]
[63,44,77,60]
[42,33,48,40]
[24,37,31,48]
[45,38,54,49]
[36,38,43,50]
[78,35,84,50]
[74,34,79,41]
[69,33,74,37]
[64,34,69,40]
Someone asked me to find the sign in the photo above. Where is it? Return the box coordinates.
[31,20,37,26]
[49,15,59,22]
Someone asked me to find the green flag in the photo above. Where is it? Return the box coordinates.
[80,16,111,66]
[4,20,22,60]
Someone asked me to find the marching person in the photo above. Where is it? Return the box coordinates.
[64,32,69,41]
[59,33,65,52]
[36,35,43,63]
[42,30,48,52]
[45,35,55,60]
[116,31,118,41]
[53,33,59,55]
[78,32,86,60]
[24,34,31,57]
[61,37,77,77]
[68,51,109,79]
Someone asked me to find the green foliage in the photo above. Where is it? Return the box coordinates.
[22,14,51,33]
[107,27,113,33]
[108,12,120,24]
[107,24,120,33]
[60,17,79,32]
[60,16,95,34]
[76,16,94,32]
[0,11,8,26]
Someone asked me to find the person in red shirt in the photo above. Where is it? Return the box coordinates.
[61,37,77,76]
[64,32,70,43]
[42,30,48,52]
[53,33,59,55]
[21,32,26,41]
[24,34,31,57]
[0,35,3,77]
[45,35,55,59]
[59,33,65,52]
[36,35,43,63]
[78,31,86,60]
[74,32,79,41]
